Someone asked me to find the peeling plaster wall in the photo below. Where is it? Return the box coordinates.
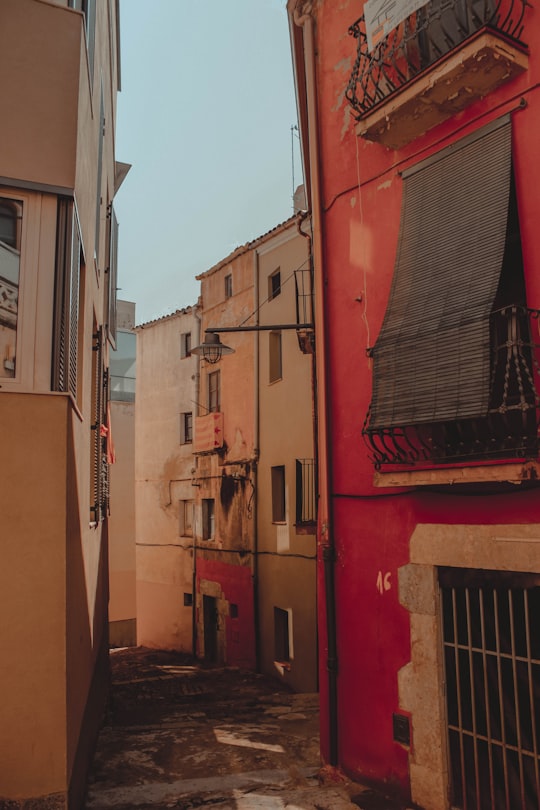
[136,308,199,652]
[194,249,257,668]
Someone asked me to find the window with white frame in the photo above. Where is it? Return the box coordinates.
[179,499,194,537]
[269,269,281,300]
[181,332,192,359]
[271,465,286,523]
[208,370,220,413]
[269,331,282,383]
[180,412,193,444]
[202,499,215,540]
[0,198,22,379]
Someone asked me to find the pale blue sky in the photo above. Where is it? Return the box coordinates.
[114,0,302,325]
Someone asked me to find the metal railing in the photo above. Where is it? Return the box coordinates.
[440,568,540,810]
[346,0,529,119]
[363,306,540,468]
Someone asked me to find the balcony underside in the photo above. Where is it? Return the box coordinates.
[374,460,540,487]
[355,31,528,149]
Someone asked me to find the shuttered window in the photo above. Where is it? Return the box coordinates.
[90,326,110,522]
[106,204,119,347]
[369,115,512,430]
[52,199,81,400]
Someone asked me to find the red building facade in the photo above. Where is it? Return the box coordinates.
[289,1,540,808]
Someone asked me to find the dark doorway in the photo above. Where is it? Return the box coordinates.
[440,567,540,810]
[203,595,218,663]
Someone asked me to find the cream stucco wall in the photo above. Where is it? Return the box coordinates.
[108,301,137,646]
[135,307,200,651]
[256,221,317,693]
[109,400,136,638]
[0,394,68,798]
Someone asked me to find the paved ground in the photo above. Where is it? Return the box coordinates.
[84,648,412,810]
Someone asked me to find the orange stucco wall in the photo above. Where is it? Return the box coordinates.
[200,249,256,458]
[109,400,136,628]
[0,0,81,190]
[0,393,68,798]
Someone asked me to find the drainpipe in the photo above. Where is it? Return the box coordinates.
[192,305,202,657]
[252,250,261,672]
[297,211,319,692]
[293,3,338,766]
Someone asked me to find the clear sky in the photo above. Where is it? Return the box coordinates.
[114,0,303,326]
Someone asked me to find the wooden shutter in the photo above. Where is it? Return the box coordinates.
[52,199,80,399]
[369,115,512,429]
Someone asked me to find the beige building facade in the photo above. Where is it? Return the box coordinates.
[132,214,316,690]
[193,214,317,688]
[0,1,125,806]
[108,299,136,647]
[255,218,317,693]
[194,245,258,669]
[135,306,201,652]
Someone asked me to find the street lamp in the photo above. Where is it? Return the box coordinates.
[191,331,235,364]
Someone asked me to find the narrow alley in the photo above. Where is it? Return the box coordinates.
[84,648,408,810]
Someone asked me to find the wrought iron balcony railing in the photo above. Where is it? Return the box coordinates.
[346,0,529,119]
[363,306,540,469]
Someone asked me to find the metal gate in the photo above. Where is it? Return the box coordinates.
[440,568,540,810]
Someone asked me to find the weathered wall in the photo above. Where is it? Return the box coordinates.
[196,557,256,669]
[256,223,317,693]
[136,308,199,652]
[290,0,540,803]
[194,250,257,667]
[109,400,136,643]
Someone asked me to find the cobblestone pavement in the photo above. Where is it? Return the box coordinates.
[84,648,412,810]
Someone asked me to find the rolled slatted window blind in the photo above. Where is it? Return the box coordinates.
[369,115,512,429]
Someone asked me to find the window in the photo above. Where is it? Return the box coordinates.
[208,370,220,413]
[106,204,119,347]
[224,274,233,299]
[179,499,194,537]
[110,330,136,402]
[181,332,192,359]
[202,499,215,540]
[69,0,96,81]
[296,458,316,526]
[271,465,286,523]
[52,198,81,398]
[183,592,193,607]
[0,198,22,379]
[90,324,109,522]
[269,269,281,300]
[230,603,238,619]
[274,607,291,663]
[363,115,535,468]
[180,412,193,444]
[94,85,104,266]
[269,331,282,383]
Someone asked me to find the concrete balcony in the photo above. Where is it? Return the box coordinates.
[0,0,85,191]
[347,0,529,149]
